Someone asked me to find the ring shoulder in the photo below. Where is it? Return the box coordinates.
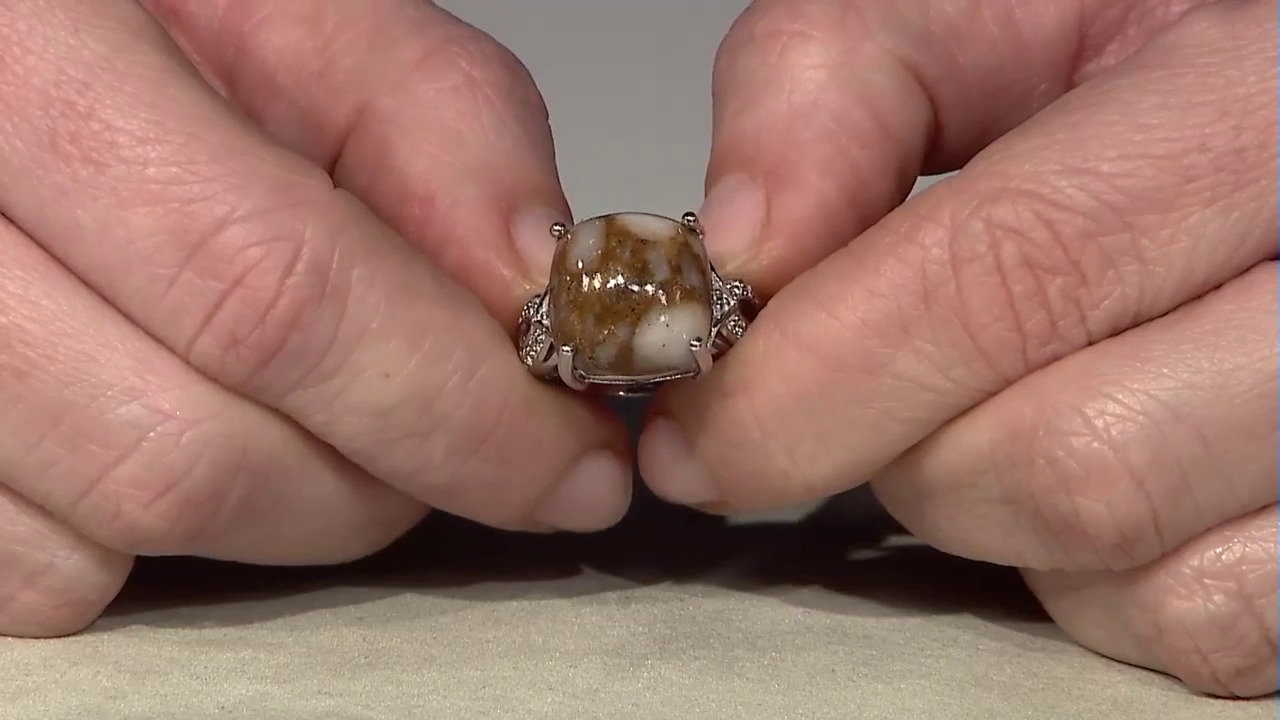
[518,291,556,375]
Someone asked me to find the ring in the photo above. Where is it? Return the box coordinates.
[518,211,759,396]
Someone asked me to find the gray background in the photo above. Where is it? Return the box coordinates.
[455,0,737,216]
[0,2,1272,719]
[446,0,935,217]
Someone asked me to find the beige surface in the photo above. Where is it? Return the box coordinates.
[3,496,1275,719]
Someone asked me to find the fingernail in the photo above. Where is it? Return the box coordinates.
[510,206,568,283]
[533,450,632,533]
[637,418,719,506]
[699,173,765,269]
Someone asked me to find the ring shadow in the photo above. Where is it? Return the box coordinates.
[98,482,1053,637]
[99,400,1054,638]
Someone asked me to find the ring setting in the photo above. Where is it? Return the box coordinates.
[518,211,758,396]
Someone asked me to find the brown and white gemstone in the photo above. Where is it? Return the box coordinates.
[548,213,713,381]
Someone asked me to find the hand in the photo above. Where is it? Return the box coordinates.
[0,0,630,638]
[640,0,1276,697]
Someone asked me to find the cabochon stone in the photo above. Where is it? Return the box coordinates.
[549,213,712,378]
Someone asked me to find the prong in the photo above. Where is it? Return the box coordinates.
[549,222,569,241]
[681,211,702,235]
[690,336,713,375]
[532,342,557,377]
[557,344,588,391]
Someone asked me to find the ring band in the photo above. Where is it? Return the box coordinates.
[518,211,758,396]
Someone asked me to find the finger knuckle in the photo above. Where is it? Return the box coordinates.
[0,549,122,638]
[1016,395,1170,570]
[414,25,542,117]
[78,406,250,555]
[931,183,1134,383]
[726,0,851,78]
[1148,528,1279,697]
[175,195,350,394]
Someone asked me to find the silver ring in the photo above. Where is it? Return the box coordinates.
[518,211,758,396]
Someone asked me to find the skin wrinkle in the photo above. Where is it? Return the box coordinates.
[56,412,177,546]
[711,2,934,282]
[439,381,546,524]
[755,0,1276,696]
[1073,0,1216,83]
[1049,402,1147,569]
[943,197,1035,384]
[104,422,218,553]
[177,236,298,361]
[213,197,359,404]
[188,227,320,390]
[5,183,425,568]
[0,549,80,633]
[7,386,101,478]
[150,0,564,326]
[764,291,876,390]
[1035,509,1280,698]
[1021,406,1099,568]
[1087,388,1171,562]
[445,33,531,120]
[1014,424,1075,569]
[153,204,237,308]
[243,213,347,391]
[890,196,1005,399]
[4,18,240,207]
[0,485,128,637]
[149,189,329,356]
[1028,180,1138,333]
[63,395,251,556]
[4,7,363,386]
[1237,545,1280,651]
[873,10,956,166]
[386,339,493,480]
[333,28,529,177]
[1164,585,1238,695]
[1034,371,1220,570]
[981,174,1139,342]
[14,365,178,477]
[438,355,517,467]
[996,203,1074,376]
[1163,532,1271,696]
[736,374,812,498]
[865,44,1274,556]
[1117,383,1216,544]
[885,258,1278,579]
[877,1,1075,167]
[1203,526,1280,656]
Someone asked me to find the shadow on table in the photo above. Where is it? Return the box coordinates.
[101,482,1050,632]
[102,398,1050,633]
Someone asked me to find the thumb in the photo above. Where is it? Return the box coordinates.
[699,0,1112,295]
